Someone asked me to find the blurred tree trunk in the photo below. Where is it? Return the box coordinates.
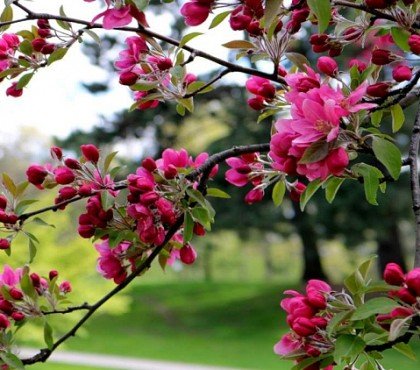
[377,220,406,273]
[263,234,275,280]
[292,203,328,281]
[203,242,214,282]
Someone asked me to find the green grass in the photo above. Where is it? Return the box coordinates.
[23,281,420,370]
[31,364,106,370]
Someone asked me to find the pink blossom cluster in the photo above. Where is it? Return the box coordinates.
[84,0,147,30]
[114,35,197,110]
[274,280,334,370]
[383,263,420,306]
[0,196,18,250]
[245,76,277,111]
[0,265,71,329]
[269,67,375,181]
[0,33,23,97]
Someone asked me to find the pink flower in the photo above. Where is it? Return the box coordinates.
[180,1,213,26]
[317,56,338,77]
[115,36,148,71]
[274,333,302,356]
[384,263,405,286]
[95,239,130,284]
[244,188,264,204]
[0,265,22,287]
[92,5,132,30]
[405,268,420,296]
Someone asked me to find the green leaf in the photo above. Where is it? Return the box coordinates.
[179,32,203,48]
[307,0,331,33]
[390,104,405,132]
[352,163,383,205]
[132,0,149,11]
[84,29,101,44]
[371,110,383,127]
[390,27,410,52]
[357,256,376,280]
[0,352,24,370]
[299,141,329,164]
[222,40,255,49]
[326,311,353,336]
[47,47,68,65]
[333,334,365,364]
[103,151,118,173]
[389,317,410,341]
[285,52,311,71]
[0,5,13,32]
[178,97,194,113]
[183,212,194,243]
[344,269,365,297]
[206,188,230,198]
[186,188,207,208]
[272,181,286,207]
[176,103,185,116]
[28,238,37,263]
[209,11,230,29]
[15,199,38,215]
[32,217,55,228]
[16,72,34,89]
[2,172,17,197]
[0,67,25,79]
[44,321,54,349]
[191,206,211,230]
[20,272,36,299]
[100,191,115,211]
[263,0,281,28]
[351,297,400,320]
[19,39,33,55]
[393,343,417,361]
[325,177,345,203]
[371,137,401,180]
[300,179,323,211]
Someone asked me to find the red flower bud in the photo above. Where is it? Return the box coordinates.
[64,158,82,170]
[9,287,23,300]
[317,56,338,77]
[78,184,93,196]
[408,34,420,55]
[32,38,47,52]
[40,43,56,55]
[0,300,13,315]
[366,82,390,98]
[349,59,367,73]
[78,224,95,238]
[6,82,23,98]
[11,312,25,321]
[164,165,178,179]
[26,164,48,186]
[50,146,63,160]
[142,157,157,172]
[30,273,41,287]
[0,195,7,210]
[49,270,59,280]
[119,71,138,86]
[292,317,317,337]
[371,49,395,65]
[392,65,412,82]
[405,268,420,296]
[179,245,197,265]
[384,263,405,285]
[59,186,78,200]
[59,281,72,293]
[193,222,206,236]
[37,19,50,29]
[290,182,306,202]
[0,313,10,329]
[156,57,173,71]
[0,239,10,250]
[247,96,265,111]
[390,287,417,304]
[38,29,51,38]
[54,167,75,185]
[81,144,100,163]
[6,214,17,225]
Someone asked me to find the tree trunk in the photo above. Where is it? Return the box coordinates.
[292,202,328,282]
[377,220,406,273]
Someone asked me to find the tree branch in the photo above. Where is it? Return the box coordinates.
[183,69,230,99]
[409,102,420,268]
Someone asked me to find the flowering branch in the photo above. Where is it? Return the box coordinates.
[41,302,92,316]
[409,102,420,268]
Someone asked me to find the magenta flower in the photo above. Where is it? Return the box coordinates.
[115,36,148,71]
[180,1,213,26]
[92,5,132,30]
[95,239,130,284]
[274,333,302,356]
[0,265,23,287]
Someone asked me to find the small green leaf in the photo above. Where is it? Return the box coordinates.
[285,52,311,71]
[263,0,281,28]
[103,151,118,173]
[390,104,405,132]
[2,173,17,197]
[371,136,401,180]
[186,188,207,208]
[15,199,38,215]
[47,47,68,65]
[32,217,55,228]
[0,352,24,370]
[206,188,230,198]
[178,97,194,113]
[16,72,34,89]
[179,32,203,48]
[300,179,322,211]
[100,191,115,211]
[222,40,255,49]
[191,206,211,230]
[183,212,194,243]
[132,0,149,11]
[307,0,331,33]
[19,39,33,55]
[333,335,365,364]
[351,297,400,320]
[176,103,186,116]
[84,29,101,44]
[325,177,345,203]
[0,5,13,32]
[371,110,383,127]
[272,181,286,207]
[28,239,37,263]
[299,141,329,164]
[389,317,409,341]
[352,163,383,205]
[390,27,410,52]
[209,11,230,29]
[44,321,54,349]
[393,343,417,361]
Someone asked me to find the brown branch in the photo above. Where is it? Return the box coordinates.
[42,302,92,315]
[183,69,230,98]
[409,102,420,268]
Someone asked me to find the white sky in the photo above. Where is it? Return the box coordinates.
[0,0,244,140]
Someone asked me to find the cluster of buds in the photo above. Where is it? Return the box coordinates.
[0,266,71,331]
[245,76,277,111]
[31,20,57,56]
[0,196,18,250]
[115,35,198,110]
[383,263,420,306]
[274,280,334,370]
[0,33,23,97]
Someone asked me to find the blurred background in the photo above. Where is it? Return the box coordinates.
[0,0,419,369]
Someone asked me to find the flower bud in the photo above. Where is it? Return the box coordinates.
[141,157,157,172]
[26,164,48,186]
[244,188,264,204]
[6,82,23,98]
[32,38,47,52]
[164,165,178,180]
[0,313,10,329]
[78,184,93,196]
[247,96,265,111]
[59,186,78,200]
[0,239,10,250]
[392,65,412,82]
[390,287,417,304]
[59,281,72,293]
[38,28,51,38]
[156,57,173,71]
[54,167,75,185]
[292,317,317,337]
[49,270,59,280]
[371,49,395,65]
[64,158,82,170]
[30,273,41,287]
[384,263,405,285]
[290,182,306,202]
[119,71,138,86]
[78,224,95,238]
[179,245,197,264]
[408,34,420,55]
[6,214,17,225]
[37,19,50,29]
[317,56,338,77]
[9,287,23,300]
[405,268,420,296]
[193,222,206,236]
[11,312,25,321]
[0,299,13,315]
[50,146,63,160]
[0,195,7,210]
[349,59,367,73]
[81,144,100,163]
[229,6,253,31]
[40,43,56,55]
[366,82,390,98]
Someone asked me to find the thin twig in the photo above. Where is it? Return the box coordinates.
[409,102,420,268]
[183,69,230,98]
[42,303,92,315]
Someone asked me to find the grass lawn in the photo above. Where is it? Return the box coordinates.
[24,281,419,370]
[31,364,107,370]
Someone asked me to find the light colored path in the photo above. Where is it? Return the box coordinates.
[20,348,245,370]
